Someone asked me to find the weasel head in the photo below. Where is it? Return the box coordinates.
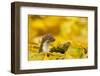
[42,34,55,43]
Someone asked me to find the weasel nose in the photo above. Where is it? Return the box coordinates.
[51,38,55,42]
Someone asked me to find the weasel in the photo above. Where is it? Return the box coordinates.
[39,34,55,52]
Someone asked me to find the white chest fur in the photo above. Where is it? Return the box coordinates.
[42,40,49,52]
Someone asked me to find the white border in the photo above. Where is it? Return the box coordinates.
[20,6,95,70]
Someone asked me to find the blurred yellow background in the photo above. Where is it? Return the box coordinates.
[28,15,88,61]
